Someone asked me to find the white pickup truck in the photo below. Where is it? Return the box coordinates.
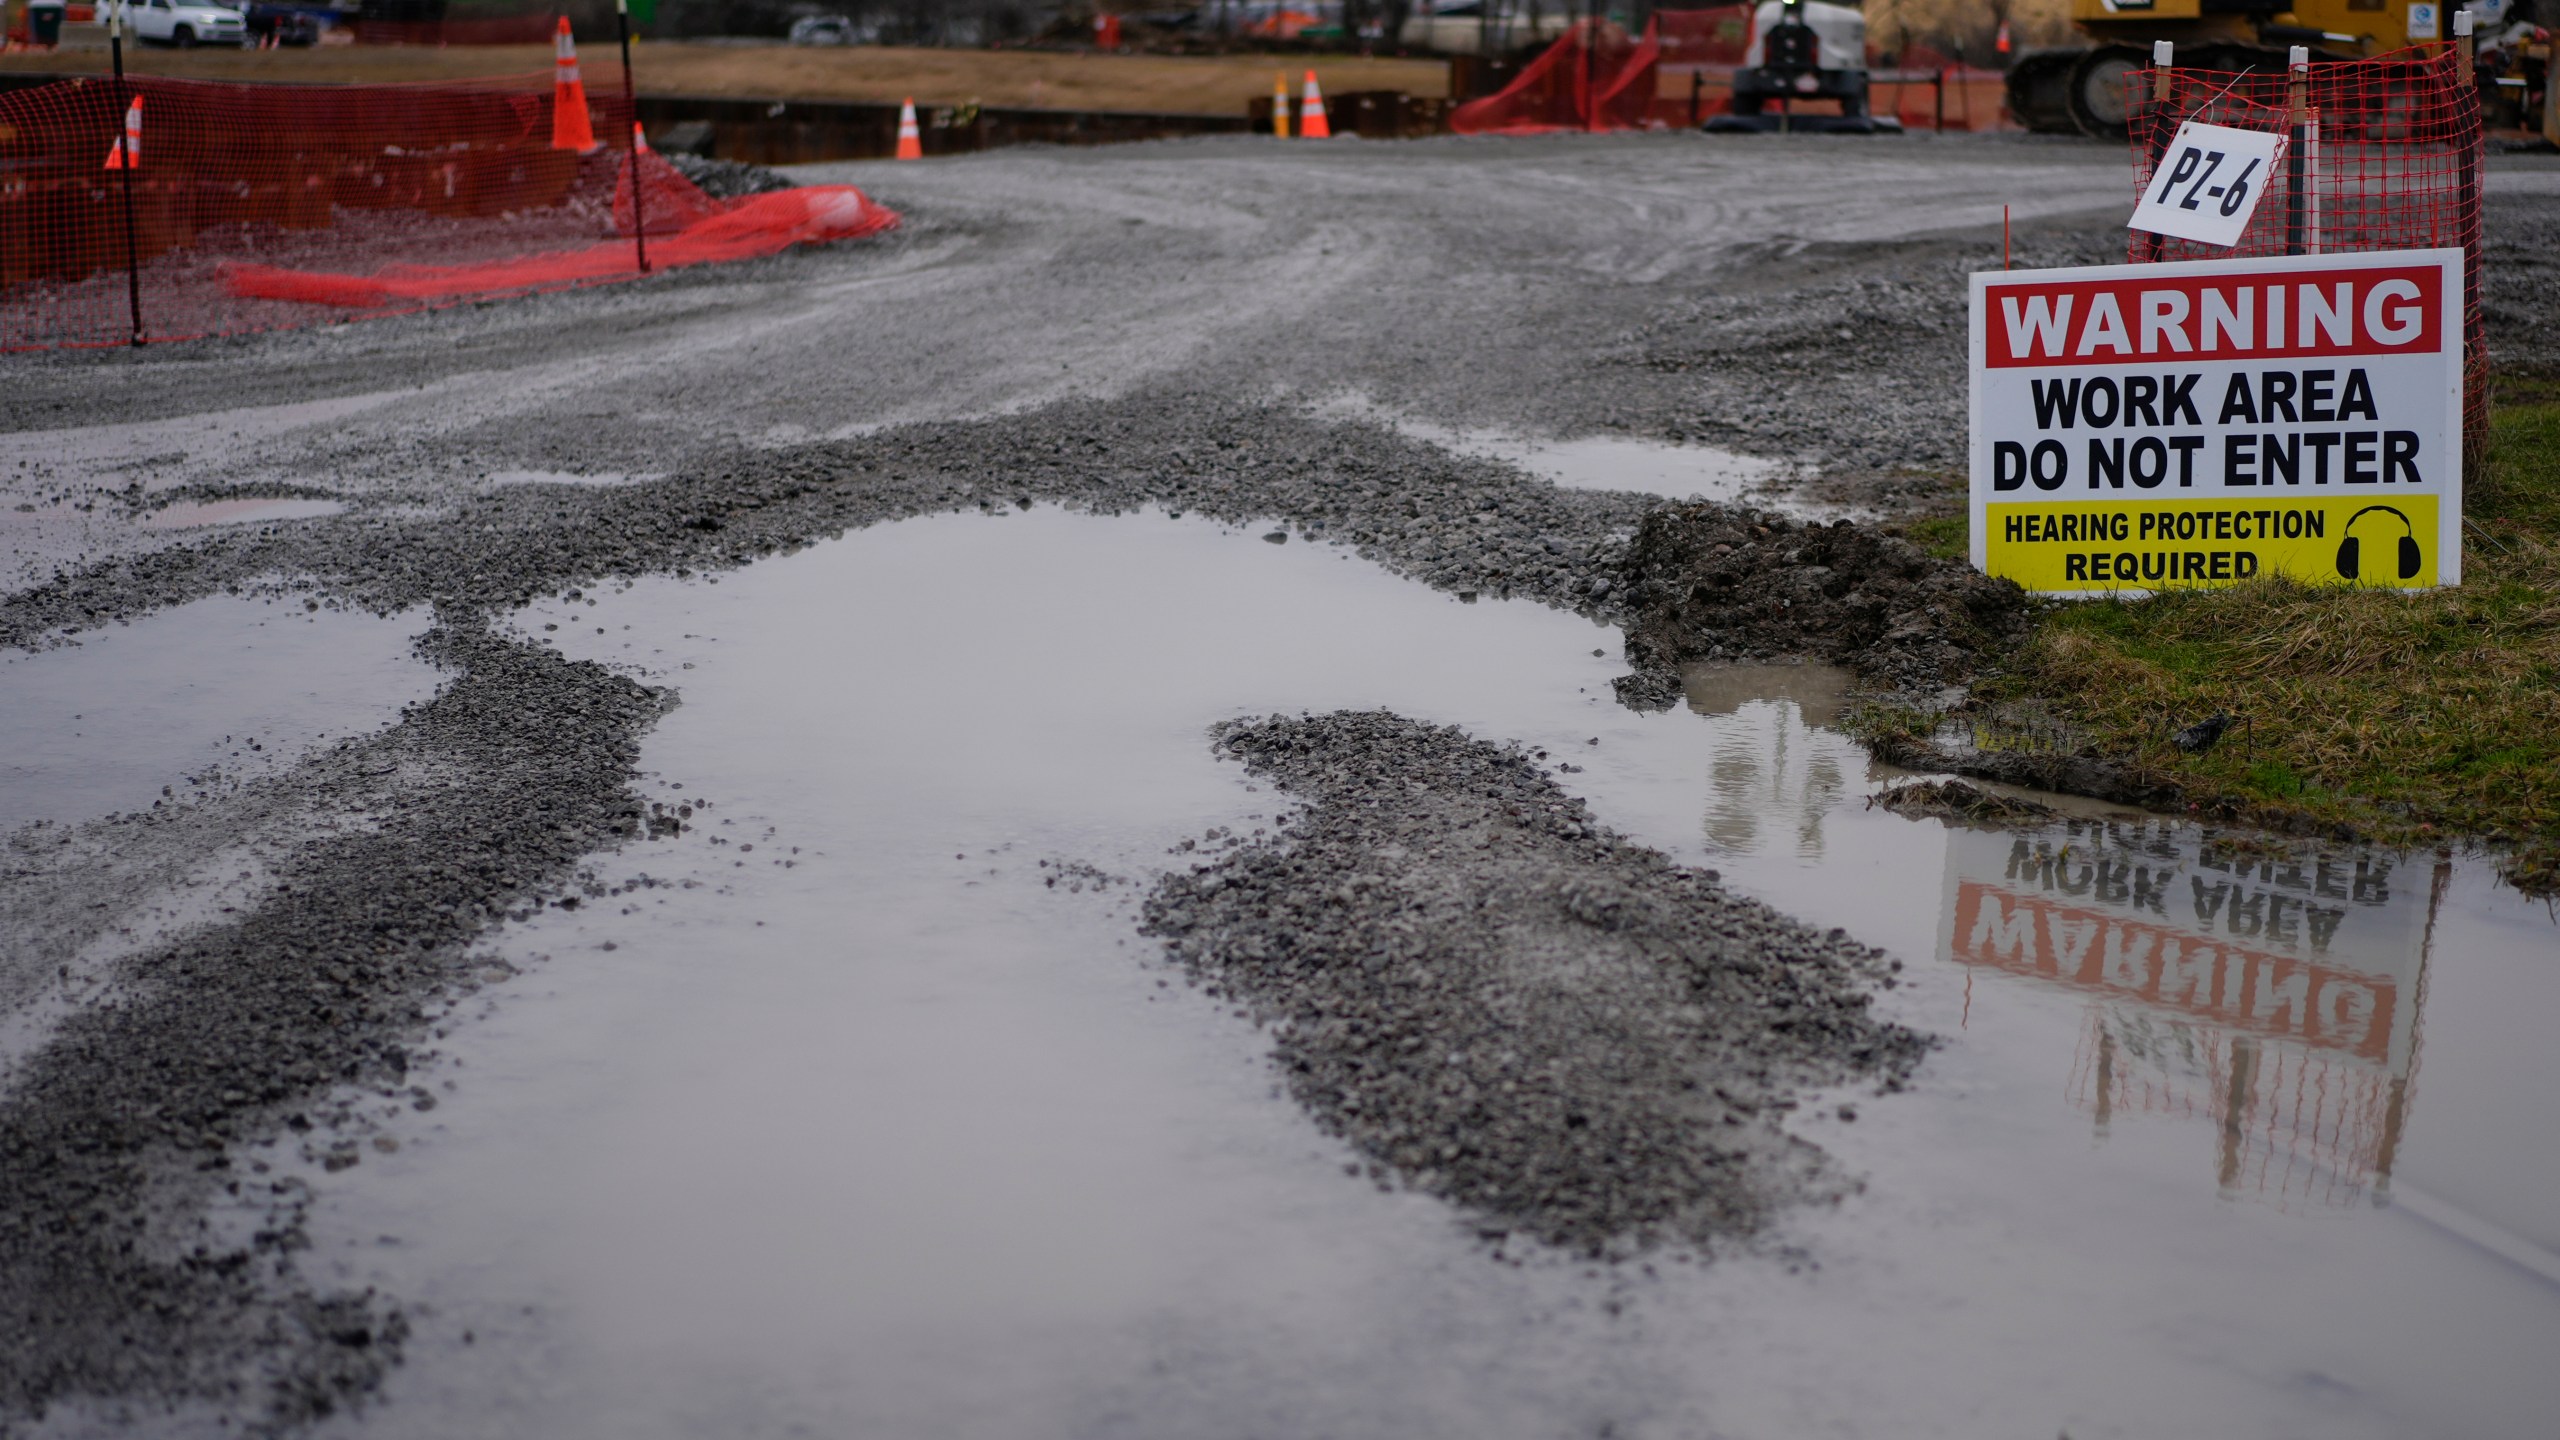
[127,0,251,47]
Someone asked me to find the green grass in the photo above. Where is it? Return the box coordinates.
[1975,399,2560,888]
[1900,511,1969,562]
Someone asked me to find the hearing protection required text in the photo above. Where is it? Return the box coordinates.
[1968,248,2463,594]
[1984,496,2441,590]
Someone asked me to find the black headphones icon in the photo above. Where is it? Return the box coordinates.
[2337,505,2421,581]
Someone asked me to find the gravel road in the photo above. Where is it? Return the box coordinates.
[3,131,2554,1433]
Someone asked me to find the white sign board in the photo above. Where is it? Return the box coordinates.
[1968,249,2464,595]
[2407,2,2440,40]
[2128,120,2287,249]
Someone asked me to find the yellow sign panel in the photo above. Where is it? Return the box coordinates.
[1984,496,2441,592]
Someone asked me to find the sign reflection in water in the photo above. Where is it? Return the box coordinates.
[1937,820,2439,1211]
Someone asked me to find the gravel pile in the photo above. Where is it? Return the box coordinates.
[0,398,1656,650]
[1616,228,2128,472]
[1615,505,2031,698]
[1617,193,2560,467]
[0,623,672,1429]
[665,153,800,199]
[1142,711,1929,1255]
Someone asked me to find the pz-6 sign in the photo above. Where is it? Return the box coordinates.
[1968,249,2463,595]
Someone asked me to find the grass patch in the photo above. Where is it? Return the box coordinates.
[1900,511,1969,562]
[1981,399,2560,884]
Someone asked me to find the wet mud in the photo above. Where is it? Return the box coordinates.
[1142,712,1927,1255]
[1615,506,2030,699]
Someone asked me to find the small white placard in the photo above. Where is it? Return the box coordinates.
[2407,2,2440,39]
[2127,120,2287,249]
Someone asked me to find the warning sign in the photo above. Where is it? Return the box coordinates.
[1968,249,2464,594]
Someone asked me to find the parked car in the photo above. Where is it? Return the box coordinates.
[131,0,252,46]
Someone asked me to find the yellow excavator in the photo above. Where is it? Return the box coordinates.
[2007,0,2555,138]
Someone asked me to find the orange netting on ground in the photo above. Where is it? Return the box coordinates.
[1455,7,2013,134]
[0,74,897,350]
[2127,46,2486,445]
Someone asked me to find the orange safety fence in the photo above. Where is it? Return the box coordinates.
[0,74,897,350]
[1458,7,2017,134]
[1451,18,1661,135]
[2126,46,2485,449]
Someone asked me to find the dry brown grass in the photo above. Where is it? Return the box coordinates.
[0,40,1451,112]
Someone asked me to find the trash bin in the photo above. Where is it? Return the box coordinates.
[29,1,65,47]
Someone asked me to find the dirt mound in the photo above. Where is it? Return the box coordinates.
[1141,711,1929,1256]
[1615,505,2030,701]
[1868,778,2059,825]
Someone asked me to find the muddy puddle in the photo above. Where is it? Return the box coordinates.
[138,497,346,529]
[1313,397,1832,515]
[0,593,433,835]
[194,507,2560,1440]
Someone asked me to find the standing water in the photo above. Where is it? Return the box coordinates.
[188,506,2560,1440]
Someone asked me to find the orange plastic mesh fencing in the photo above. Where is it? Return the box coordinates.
[1647,5,1752,126]
[1656,5,1754,67]
[1463,9,2013,133]
[1450,18,1661,135]
[0,75,897,350]
[2126,47,2486,447]
[2069,1005,2416,1213]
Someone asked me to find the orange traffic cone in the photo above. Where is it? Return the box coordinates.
[102,95,140,170]
[894,98,923,160]
[551,17,598,153]
[1271,72,1290,138]
[633,120,651,154]
[1300,71,1330,139]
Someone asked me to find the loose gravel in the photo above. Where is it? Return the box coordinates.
[1142,712,1929,1255]
[0,624,670,1433]
[3,137,2549,1433]
[664,153,801,199]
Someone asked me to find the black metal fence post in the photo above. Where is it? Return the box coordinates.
[108,2,144,345]
[618,0,648,273]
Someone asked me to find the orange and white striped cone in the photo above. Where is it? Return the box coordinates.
[633,120,651,154]
[1300,71,1330,139]
[551,17,598,153]
[894,98,923,160]
[102,95,140,171]
[1271,72,1290,138]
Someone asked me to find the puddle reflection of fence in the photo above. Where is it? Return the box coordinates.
[1940,821,2441,1211]
[1683,663,1861,861]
